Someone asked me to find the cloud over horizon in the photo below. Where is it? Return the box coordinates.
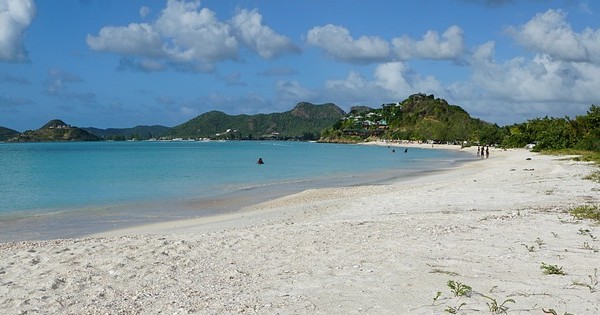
[87,0,299,72]
[0,0,36,62]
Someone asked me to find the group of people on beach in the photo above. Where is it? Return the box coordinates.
[477,146,490,159]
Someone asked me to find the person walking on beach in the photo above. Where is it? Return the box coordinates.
[486,146,490,159]
[477,146,480,157]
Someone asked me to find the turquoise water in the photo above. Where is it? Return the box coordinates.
[0,141,470,241]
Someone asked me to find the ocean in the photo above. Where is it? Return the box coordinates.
[0,141,470,242]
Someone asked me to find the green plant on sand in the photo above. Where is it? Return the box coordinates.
[541,262,566,275]
[570,204,600,223]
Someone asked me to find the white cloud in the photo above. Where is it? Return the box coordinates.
[392,25,465,61]
[285,63,442,108]
[87,23,164,57]
[507,9,600,63]
[0,0,36,62]
[445,40,600,124]
[154,0,238,63]
[230,9,300,59]
[306,24,390,63]
[87,0,298,72]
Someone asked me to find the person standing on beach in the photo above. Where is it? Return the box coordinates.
[486,146,489,159]
[477,146,480,157]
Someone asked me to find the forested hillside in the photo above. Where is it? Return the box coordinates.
[320,93,500,144]
[0,126,20,141]
[8,119,101,142]
[168,102,345,140]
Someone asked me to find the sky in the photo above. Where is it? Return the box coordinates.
[1,0,600,131]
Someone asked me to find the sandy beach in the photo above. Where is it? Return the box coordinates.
[1,144,599,314]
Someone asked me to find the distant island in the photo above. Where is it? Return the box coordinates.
[7,119,101,142]
[1,94,598,154]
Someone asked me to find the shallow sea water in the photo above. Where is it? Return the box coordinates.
[0,141,470,241]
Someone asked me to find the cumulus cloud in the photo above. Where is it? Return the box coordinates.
[306,24,465,64]
[392,25,465,61]
[87,0,297,72]
[0,0,36,62]
[87,23,164,57]
[444,39,600,124]
[507,9,600,63]
[230,9,300,58]
[275,62,442,109]
[306,24,390,63]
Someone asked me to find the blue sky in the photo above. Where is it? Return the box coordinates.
[1,0,599,131]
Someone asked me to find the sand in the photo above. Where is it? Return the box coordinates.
[1,144,599,314]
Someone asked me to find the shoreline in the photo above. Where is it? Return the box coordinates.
[89,142,474,238]
[1,146,599,313]
[0,142,470,243]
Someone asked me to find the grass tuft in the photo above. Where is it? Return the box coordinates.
[570,205,600,223]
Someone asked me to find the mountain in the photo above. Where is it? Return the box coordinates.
[0,126,20,141]
[168,102,345,140]
[9,119,101,142]
[321,93,501,144]
[84,125,170,140]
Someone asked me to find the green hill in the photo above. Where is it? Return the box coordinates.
[168,102,345,140]
[10,119,101,142]
[0,126,20,141]
[321,93,501,144]
[84,125,170,140]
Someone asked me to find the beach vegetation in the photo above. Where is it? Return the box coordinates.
[447,280,472,297]
[581,241,598,252]
[430,268,460,276]
[535,237,545,247]
[542,309,574,315]
[572,268,598,293]
[541,262,566,275]
[570,205,600,223]
[445,302,467,314]
[433,291,443,304]
[502,105,600,152]
[480,294,515,314]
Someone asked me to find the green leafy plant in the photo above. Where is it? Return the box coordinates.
[481,294,515,314]
[535,237,545,247]
[541,262,566,275]
[445,302,467,314]
[433,291,442,304]
[584,170,600,183]
[571,205,600,223]
[447,280,473,297]
[582,241,598,252]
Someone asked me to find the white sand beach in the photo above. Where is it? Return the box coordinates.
[1,145,599,314]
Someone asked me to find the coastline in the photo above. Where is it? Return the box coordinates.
[1,145,599,313]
